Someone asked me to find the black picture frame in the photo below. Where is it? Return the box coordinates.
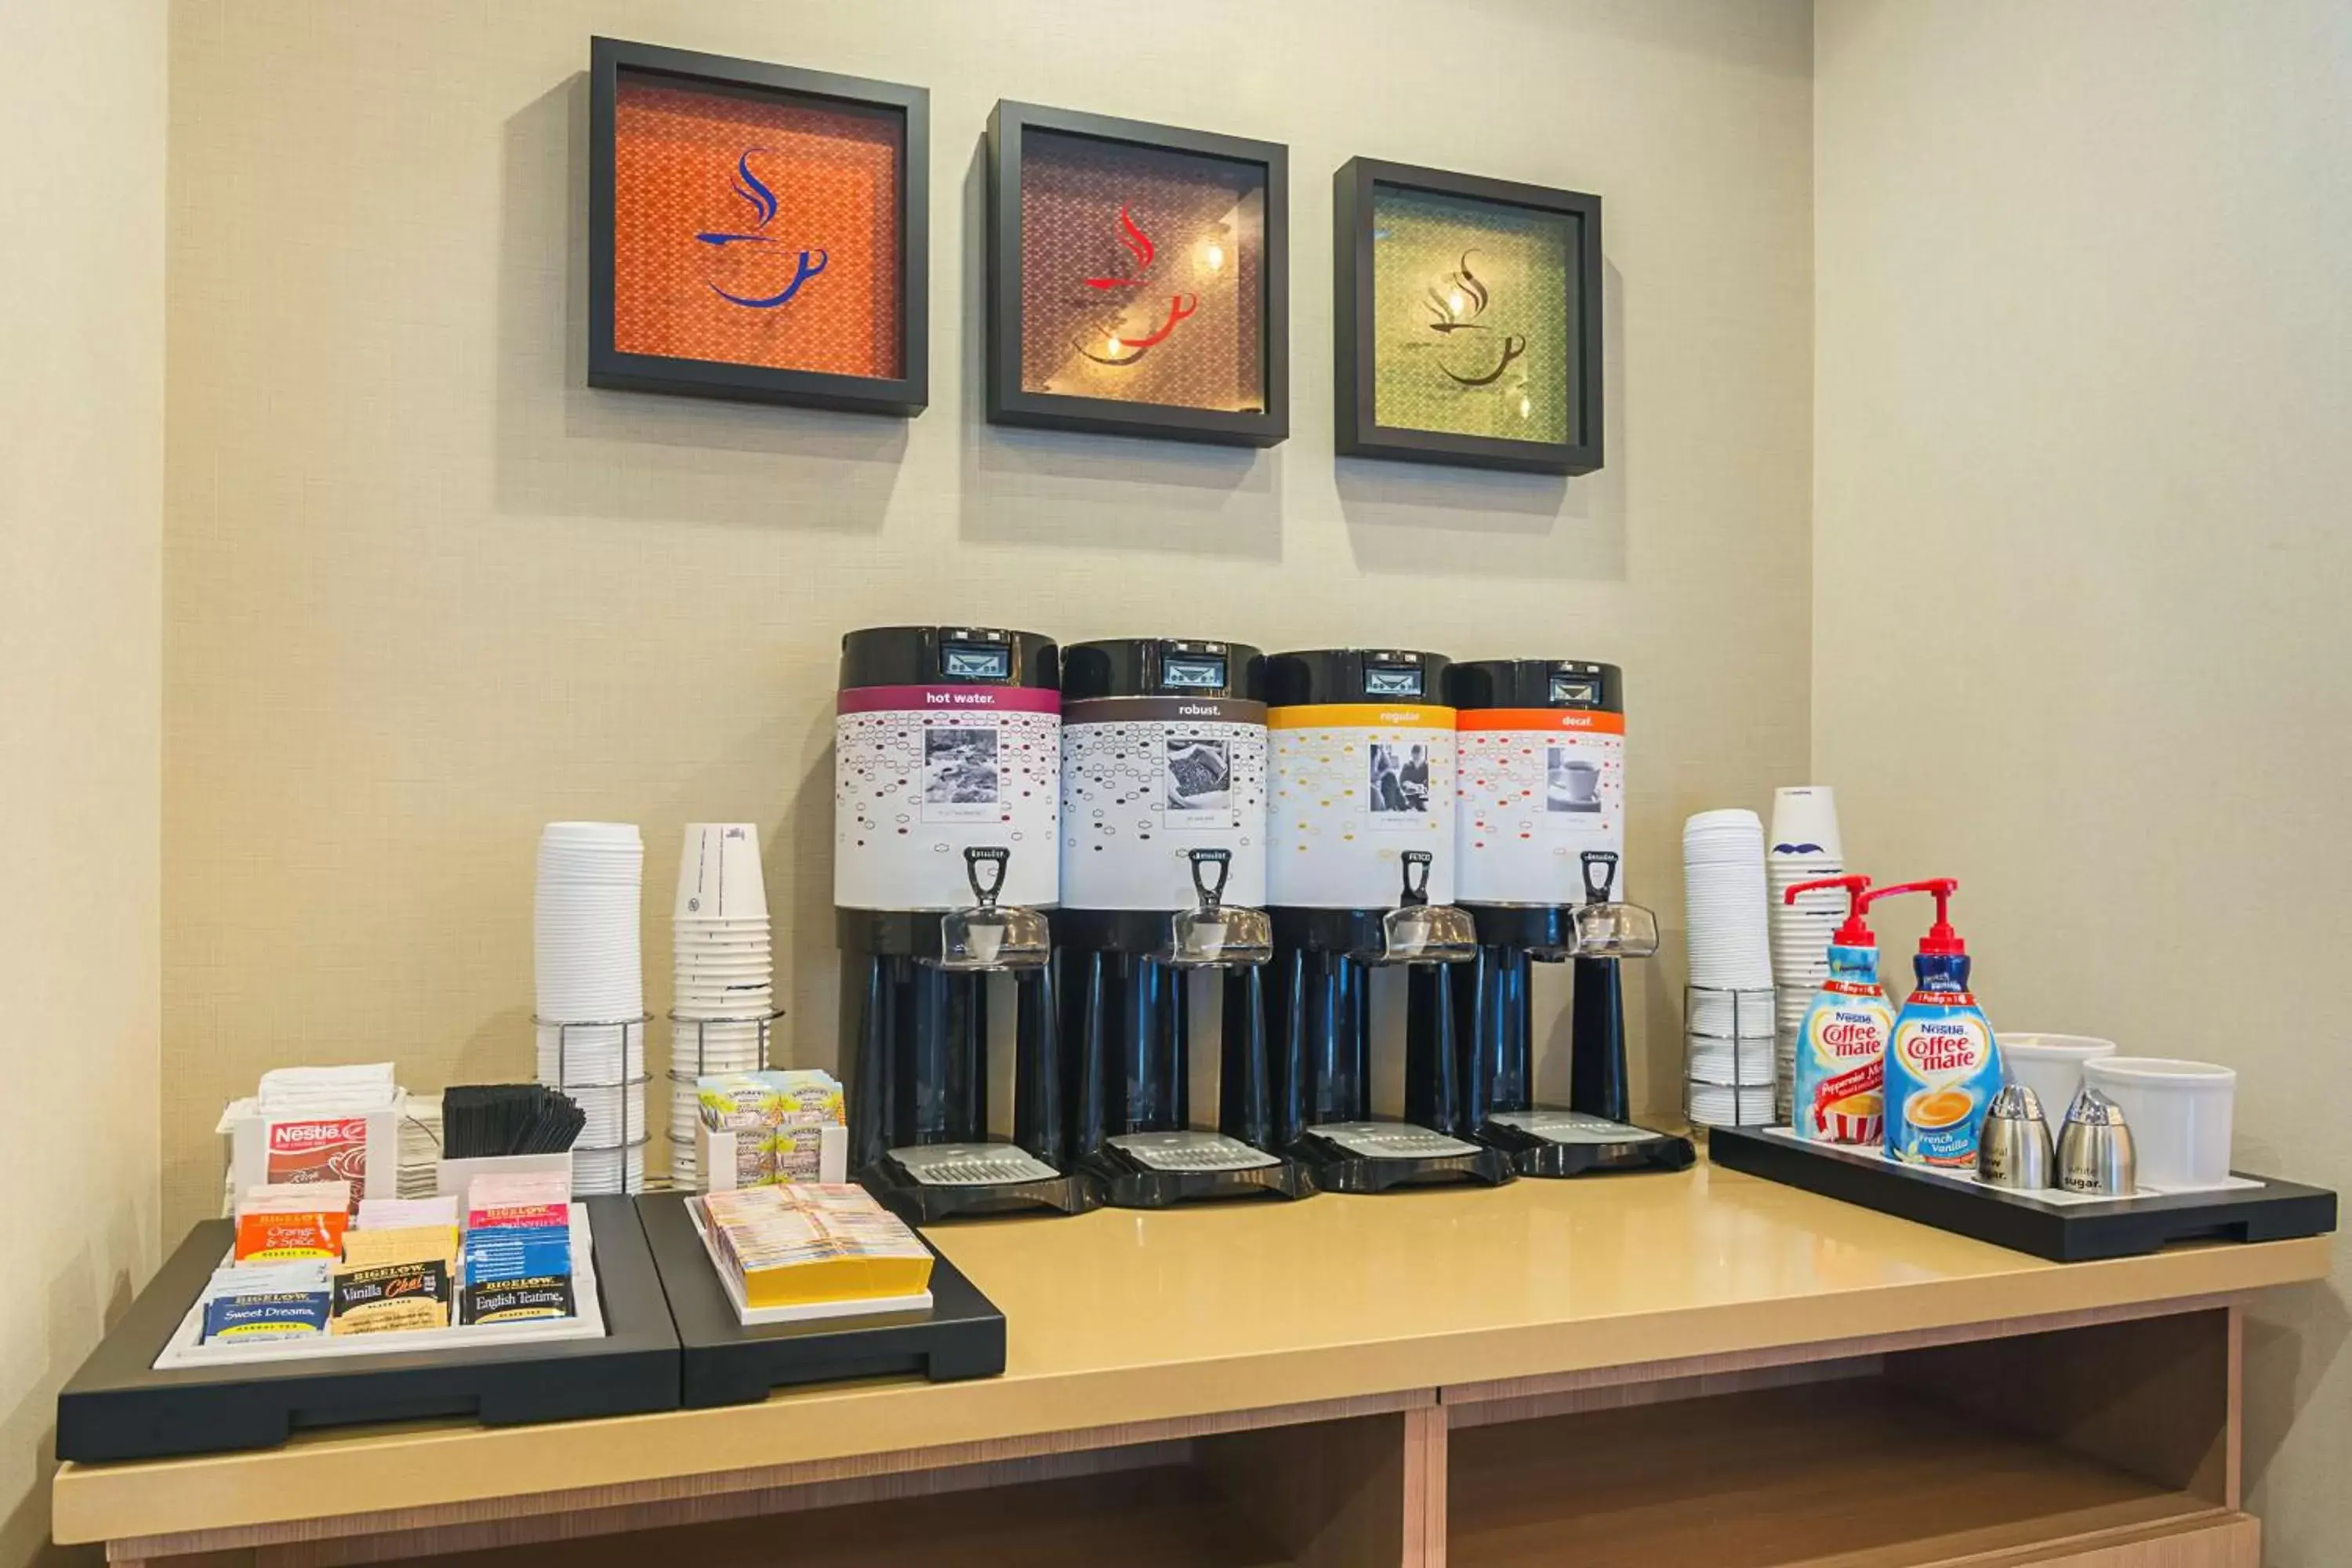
[1334,158,1602,476]
[587,37,928,416]
[986,101,1288,447]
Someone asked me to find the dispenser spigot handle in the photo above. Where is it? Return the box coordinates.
[962,845,1009,910]
[1188,848,1231,913]
[1399,851,1433,908]
[1580,851,1620,908]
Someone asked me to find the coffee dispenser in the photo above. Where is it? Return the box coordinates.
[835,626,1097,1221]
[1447,659,1692,1177]
[1052,639,1311,1206]
[1263,649,1511,1191]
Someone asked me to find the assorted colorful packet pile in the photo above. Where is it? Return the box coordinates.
[199,1174,579,1344]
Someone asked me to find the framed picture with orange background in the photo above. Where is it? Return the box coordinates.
[986,101,1287,447]
[588,38,927,416]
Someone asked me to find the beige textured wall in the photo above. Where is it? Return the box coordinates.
[0,0,167,1561]
[163,0,1813,1228]
[1813,3,2350,1562]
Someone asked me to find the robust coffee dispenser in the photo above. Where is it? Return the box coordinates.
[835,626,1097,1221]
[1447,659,1693,1177]
[1263,649,1511,1191]
[1053,639,1312,1206]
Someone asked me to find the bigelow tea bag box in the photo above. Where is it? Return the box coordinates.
[220,1095,407,1210]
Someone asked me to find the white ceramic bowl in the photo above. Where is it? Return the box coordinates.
[2082,1056,2236,1189]
[1999,1033,2116,1132]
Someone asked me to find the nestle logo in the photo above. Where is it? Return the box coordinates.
[270,1118,367,1149]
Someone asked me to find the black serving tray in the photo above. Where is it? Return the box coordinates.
[56,1196,680,1463]
[635,1192,1005,1408]
[1708,1125,2337,1263]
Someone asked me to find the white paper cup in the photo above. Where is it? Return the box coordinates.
[2082,1057,2236,1189]
[1999,1033,2115,1137]
[1767,786,1843,860]
[676,823,768,920]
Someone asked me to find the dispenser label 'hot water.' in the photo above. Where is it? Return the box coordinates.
[835,685,1062,911]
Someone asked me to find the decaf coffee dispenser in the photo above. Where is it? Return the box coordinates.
[834,626,1096,1221]
[1262,650,1511,1191]
[1447,659,1692,1177]
[1053,639,1312,1205]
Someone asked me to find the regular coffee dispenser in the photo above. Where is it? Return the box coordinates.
[834,626,1097,1221]
[1052,639,1311,1206]
[1262,649,1512,1191]
[1447,659,1692,1177]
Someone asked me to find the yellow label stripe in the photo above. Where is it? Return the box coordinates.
[1265,703,1456,731]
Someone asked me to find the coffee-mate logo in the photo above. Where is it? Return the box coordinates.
[1895,1017,1989,1079]
[1812,1009,1886,1064]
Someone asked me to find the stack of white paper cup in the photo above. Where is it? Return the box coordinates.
[1767,787,1846,1123]
[669,823,773,1187]
[1684,810,1775,1127]
[533,822,646,1194]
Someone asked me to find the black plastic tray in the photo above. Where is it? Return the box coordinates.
[1708,1125,2337,1262]
[56,1196,681,1462]
[636,1192,1005,1408]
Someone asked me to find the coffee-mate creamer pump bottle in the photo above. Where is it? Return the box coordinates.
[1783,875,1893,1146]
[1875,879,2002,1167]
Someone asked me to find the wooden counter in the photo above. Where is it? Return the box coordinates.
[54,1164,2329,1566]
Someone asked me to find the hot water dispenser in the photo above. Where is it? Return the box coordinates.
[834,626,1097,1220]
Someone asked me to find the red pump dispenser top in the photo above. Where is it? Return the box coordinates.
[1869,878,1965,956]
[1784,874,1878,947]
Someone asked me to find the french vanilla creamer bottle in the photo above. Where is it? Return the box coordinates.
[1875,879,2002,1167]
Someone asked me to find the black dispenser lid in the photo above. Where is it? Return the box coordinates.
[1444,658,1623,713]
[1062,638,1265,702]
[838,626,1059,691]
[1265,648,1452,706]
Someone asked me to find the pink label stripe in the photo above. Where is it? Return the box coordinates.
[837,684,1062,714]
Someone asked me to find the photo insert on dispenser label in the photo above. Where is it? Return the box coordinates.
[1164,738,1233,823]
[1370,742,1432,822]
[1547,746,1602,814]
[921,726,1000,822]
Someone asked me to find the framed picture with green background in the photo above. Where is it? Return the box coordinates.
[1334,158,1602,475]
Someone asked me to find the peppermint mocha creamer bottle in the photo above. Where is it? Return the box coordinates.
[1783,875,1893,1147]
[1875,879,2002,1167]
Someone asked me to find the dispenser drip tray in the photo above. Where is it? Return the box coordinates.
[1490,1110,1668,1147]
[890,1143,1062,1188]
[1108,1131,1279,1174]
[1309,1120,1483,1161]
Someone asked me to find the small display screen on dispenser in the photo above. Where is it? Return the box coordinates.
[1550,673,1602,706]
[1364,666,1422,698]
[1160,654,1226,691]
[941,643,1011,681]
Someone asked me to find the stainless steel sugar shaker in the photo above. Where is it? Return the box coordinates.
[2056,1085,2137,1196]
[1978,1082,2056,1189]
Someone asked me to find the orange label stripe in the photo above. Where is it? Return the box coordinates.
[1456,709,1625,734]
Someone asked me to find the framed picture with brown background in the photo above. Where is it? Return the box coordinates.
[588,38,928,416]
[1335,158,1602,475]
[987,101,1287,446]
